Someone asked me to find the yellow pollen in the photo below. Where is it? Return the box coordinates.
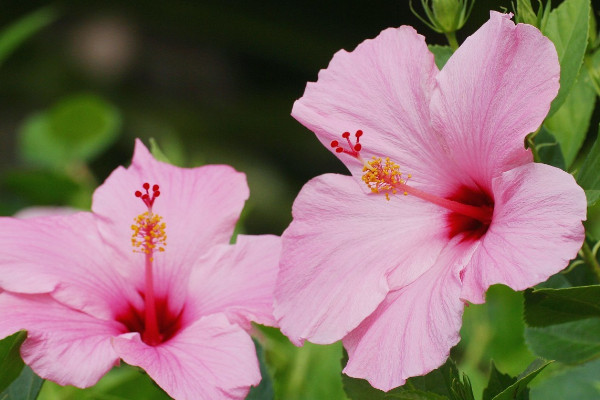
[131,211,167,255]
[361,156,409,201]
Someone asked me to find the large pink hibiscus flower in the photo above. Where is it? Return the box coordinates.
[0,140,281,399]
[275,12,587,391]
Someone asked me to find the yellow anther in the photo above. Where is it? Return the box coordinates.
[361,157,406,201]
[131,211,167,256]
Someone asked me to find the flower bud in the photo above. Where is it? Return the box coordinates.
[514,0,538,26]
[513,0,550,30]
[410,0,474,34]
[432,0,462,32]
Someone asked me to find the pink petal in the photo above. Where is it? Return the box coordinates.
[0,212,141,319]
[92,139,249,315]
[185,234,281,330]
[292,26,456,194]
[113,314,261,400]
[460,162,586,303]
[274,174,451,345]
[430,12,560,193]
[0,293,122,388]
[343,238,478,391]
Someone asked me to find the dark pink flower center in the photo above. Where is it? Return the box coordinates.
[446,186,494,241]
[333,130,495,239]
[116,298,183,345]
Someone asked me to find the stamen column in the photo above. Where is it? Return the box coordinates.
[132,183,167,346]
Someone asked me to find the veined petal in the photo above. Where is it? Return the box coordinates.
[430,12,560,192]
[0,293,122,388]
[274,174,450,345]
[292,26,456,194]
[113,314,260,400]
[186,234,281,330]
[460,163,586,303]
[343,238,478,391]
[92,140,249,314]
[0,212,141,319]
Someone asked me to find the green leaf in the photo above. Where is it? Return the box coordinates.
[428,45,453,69]
[19,94,121,169]
[342,353,463,400]
[0,7,57,66]
[531,358,600,399]
[482,363,517,400]
[543,0,590,117]
[491,359,551,400]
[149,138,172,164]
[246,339,274,400]
[577,124,600,190]
[586,190,600,207]
[524,286,600,327]
[543,67,596,168]
[0,366,44,400]
[535,127,566,169]
[449,373,475,400]
[406,359,459,397]
[0,332,26,393]
[525,318,600,365]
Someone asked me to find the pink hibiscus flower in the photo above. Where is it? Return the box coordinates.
[0,140,281,399]
[275,12,587,391]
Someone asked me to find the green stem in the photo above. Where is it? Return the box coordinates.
[445,31,459,50]
[581,241,600,282]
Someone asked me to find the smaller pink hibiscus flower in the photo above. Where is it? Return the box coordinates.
[0,140,281,400]
[275,12,587,391]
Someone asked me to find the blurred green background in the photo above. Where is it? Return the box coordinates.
[0,1,590,399]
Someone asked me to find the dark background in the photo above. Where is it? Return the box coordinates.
[0,0,561,235]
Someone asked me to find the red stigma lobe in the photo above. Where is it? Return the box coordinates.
[134,183,161,209]
[330,130,363,158]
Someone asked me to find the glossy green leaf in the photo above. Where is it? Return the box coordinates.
[19,94,121,169]
[246,339,274,400]
[531,358,600,399]
[577,124,600,190]
[0,7,56,66]
[543,0,590,117]
[491,359,550,400]
[0,332,26,393]
[0,367,44,400]
[405,359,459,397]
[428,45,453,69]
[525,318,600,365]
[524,286,600,327]
[543,67,596,168]
[482,363,516,400]
[342,354,464,400]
